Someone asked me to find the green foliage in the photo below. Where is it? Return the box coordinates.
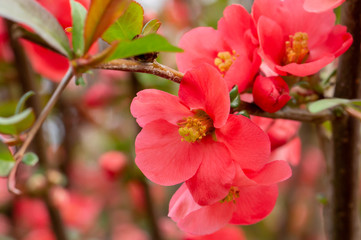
[83,0,131,53]
[15,91,35,114]
[103,1,144,42]
[108,34,182,60]
[0,0,72,58]
[0,108,35,135]
[0,141,15,177]
[142,19,162,35]
[71,0,87,57]
[229,85,241,109]
[22,152,39,166]
[307,98,350,113]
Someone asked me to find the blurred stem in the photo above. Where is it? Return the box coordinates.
[9,67,73,195]
[330,0,361,239]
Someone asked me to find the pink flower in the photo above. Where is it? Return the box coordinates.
[176,4,261,92]
[169,158,291,235]
[304,0,345,12]
[252,0,352,76]
[252,75,291,113]
[99,151,128,180]
[131,64,272,205]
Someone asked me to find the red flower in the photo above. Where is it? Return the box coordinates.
[169,159,291,235]
[252,0,352,76]
[22,0,89,82]
[185,225,246,240]
[304,0,345,12]
[176,4,260,92]
[252,75,291,113]
[131,64,272,205]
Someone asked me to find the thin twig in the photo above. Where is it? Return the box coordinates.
[97,59,184,83]
[8,67,74,195]
[233,102,334,123]
[345,106,361,121]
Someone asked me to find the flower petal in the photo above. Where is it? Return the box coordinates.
[186,138,235,205]
[130,89,192,127]
[176,27,229,73]
[179,64,230,128]
[135,120,202,185]
[304,0,345,13]
[216,114,270,171]
[230,185,278,225]
[244,160,292,185]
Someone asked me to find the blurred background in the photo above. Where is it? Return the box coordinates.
[0,0,334,239]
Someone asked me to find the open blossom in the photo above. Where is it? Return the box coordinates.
[176,4,260,92]
[169,158,291,235]
[131,64,273,205]
[252,0,352,76]
[304,0,345,12]
[185,225,246,240]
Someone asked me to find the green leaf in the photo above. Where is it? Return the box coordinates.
[108,34,182,60]
[350,100,361,107]
[83,0,131,53]
[142,19,162,35]
[22,152,39,166]
[229,85,241,109]
[15,91,35,114]
[307,98,350,113]
[103,1,144,42]
[75,76,86,86]
[0,108,35,135]
[71,0,87,57]
[0,141,15,177]
[0,0,72,58]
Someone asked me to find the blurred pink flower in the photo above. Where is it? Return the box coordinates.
[99,151,128,180]
[253,0,352,76]
[131,64,272,205]
[176,4,260,92]
[304,0,345,12]
[23,228,55,240]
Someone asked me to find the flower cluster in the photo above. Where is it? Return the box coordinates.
[130,0,351,236]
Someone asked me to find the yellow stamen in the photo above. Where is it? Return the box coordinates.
[220,187,240,204]
[178,110,214,143]
[284,32,309,64]
[214,50,237,73]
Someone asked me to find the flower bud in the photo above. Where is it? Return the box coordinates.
[253,75,291,113]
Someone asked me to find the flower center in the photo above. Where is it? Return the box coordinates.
[178,110,214,143]
[214,50,237,73]
[220,187,240,204]
[284,32,309,64]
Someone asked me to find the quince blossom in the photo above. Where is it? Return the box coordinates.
[253,0,352,76]
[131,64,273,205]
[169,158,291,235]
[176,4,260,93]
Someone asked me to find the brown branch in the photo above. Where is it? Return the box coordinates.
[329,0,361,239]
[97,59,184,83]
[233,102,334,123]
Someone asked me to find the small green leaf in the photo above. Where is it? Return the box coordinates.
[108,34,182,60]
[316,193,328,205]
[236,110,250,119]
[22,152,39,166]
[75,76,86,86]
[307,98,350,113]
[0,141,15,177]
[0,0,72,58]
[103,1,144,42]
[350,100,361,107]
[142,19,161,35]
[71,0,87,57]
[83,0,131,53]
[0,108,35,135]
[15,91,35,114]
[229,85,241,109]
